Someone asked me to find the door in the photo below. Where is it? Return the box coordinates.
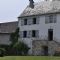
[43,46,48,56]
[48,29,53,41]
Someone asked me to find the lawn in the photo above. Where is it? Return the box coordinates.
[0,56,60,60]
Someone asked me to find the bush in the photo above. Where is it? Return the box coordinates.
[54,51,60,56]
[0,48,6,57]
[13,42,30,55]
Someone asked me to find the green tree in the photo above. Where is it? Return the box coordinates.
[9,28,30,55]
[10,28,19,47]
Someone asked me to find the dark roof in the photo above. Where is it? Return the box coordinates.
[0,21,18,33]
[18,1,60,18]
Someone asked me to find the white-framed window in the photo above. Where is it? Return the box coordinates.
[45,14,57,24]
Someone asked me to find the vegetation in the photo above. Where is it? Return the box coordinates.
[9,28,30,55]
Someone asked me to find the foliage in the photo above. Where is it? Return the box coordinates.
[0,48,6,57]
[54,51,60,56]
[13,42,30,55]
[9,27,30,55]
[10,28,19,47]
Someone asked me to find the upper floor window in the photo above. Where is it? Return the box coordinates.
[21,17,39,26]
[24,19,27,25]
[45,14,57,24]
[33,18,36,24]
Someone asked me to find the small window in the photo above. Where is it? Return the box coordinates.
[33,18,36,24]
[32,30,36,37]
[49,15,53,23]
[45,14,56,24]
[23,31,27,38]
[24,19,27,25]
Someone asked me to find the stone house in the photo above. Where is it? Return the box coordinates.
[18,0,60,55]
[0,21,18,45]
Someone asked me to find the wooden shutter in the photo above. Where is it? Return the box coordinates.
[53,15,56,23]
[21,20,24,26]
[20,31,23,38]
[45,15,49,24]
[29,31,32,38]
[36,30,39,38]
[36,18,39,24]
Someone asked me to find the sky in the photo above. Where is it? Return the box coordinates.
[0,0,43,23]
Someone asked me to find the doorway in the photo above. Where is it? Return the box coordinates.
[43,46,48,56]
[48,29,53,41]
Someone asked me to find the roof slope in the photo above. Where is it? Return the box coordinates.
[18,1,60,18]
[0,21,18,33]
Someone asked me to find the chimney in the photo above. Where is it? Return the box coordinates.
[29,0,34,8]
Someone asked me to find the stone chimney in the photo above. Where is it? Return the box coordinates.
[29,0,34,8]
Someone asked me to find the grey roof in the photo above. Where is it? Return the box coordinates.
[18,1,60,18]
[0,21,18,33]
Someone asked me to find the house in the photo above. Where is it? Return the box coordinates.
[18,0,60,55]
[0,21,18,45]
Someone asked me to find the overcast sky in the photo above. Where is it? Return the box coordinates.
[0,0,43,23]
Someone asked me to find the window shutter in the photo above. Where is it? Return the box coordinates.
[27,20,30,25]
[45,15,49,24]
[36,18,39,24]
[31,19,33,24]
[53,15,56,23]
[21,20,24,26]
[27,31,29,38]
[29,31,32,38]
[36,30,39,38]
[20,31,23,38]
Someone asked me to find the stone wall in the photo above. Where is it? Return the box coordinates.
[32,40,60,56]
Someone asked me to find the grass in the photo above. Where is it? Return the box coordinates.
[0,56,60,60]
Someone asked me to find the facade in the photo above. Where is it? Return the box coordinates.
[0,21,18,45]
[18,0,60,55]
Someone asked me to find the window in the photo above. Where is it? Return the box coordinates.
[23,31,27,38]
[49,15,53,23]
[32,30,36,37]
[33,18,36,24]
[45,14,56,24]
[48,29,53,41]
[24,19,27,25]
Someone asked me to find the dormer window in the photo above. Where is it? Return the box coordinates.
[24,19,27,25]
[33,18,36,24]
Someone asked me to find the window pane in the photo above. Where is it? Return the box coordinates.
[49,15,53,23]
[32,30,36,37]
[45,14,56,24]
[24,19,27,25]
[33,18,36,24]
[23,31,27,38]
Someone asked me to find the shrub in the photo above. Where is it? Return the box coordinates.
[0,48,6,57]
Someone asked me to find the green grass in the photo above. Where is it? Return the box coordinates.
[0,56,60,60]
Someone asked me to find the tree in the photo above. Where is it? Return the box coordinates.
[9,28,30,55]
[10,28,19,47]
[13,42,30,55]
